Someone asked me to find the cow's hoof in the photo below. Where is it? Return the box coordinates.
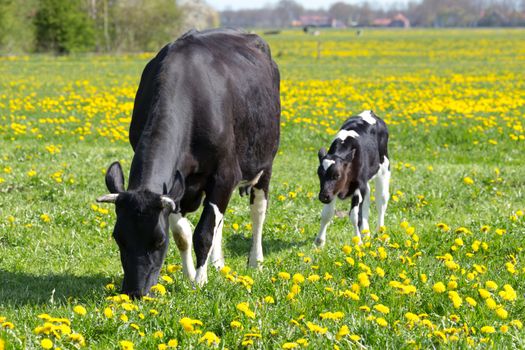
[212,258,225,271]
[194,268,208,287]
[247,258,263,270]
[314,238,325,248]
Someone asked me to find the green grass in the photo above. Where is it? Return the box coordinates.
[1,28,525,349]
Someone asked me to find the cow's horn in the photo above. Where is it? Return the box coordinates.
[160,196,176,212]
[96,194,119,203]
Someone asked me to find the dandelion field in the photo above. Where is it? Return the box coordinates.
[1,29,525,349]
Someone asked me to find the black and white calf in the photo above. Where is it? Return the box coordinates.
[315,110,390,246]
[96,28,280,297]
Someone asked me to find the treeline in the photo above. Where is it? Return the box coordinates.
[220,0,525,28]
[0,0,182,54]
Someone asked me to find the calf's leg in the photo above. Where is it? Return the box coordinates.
[315,200,335,247]
[349,189,364,244]
[360,183,371,236]
[375,157,390,230]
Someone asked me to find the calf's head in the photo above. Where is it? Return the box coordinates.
[97,162,184,298]
[317,146,355,203]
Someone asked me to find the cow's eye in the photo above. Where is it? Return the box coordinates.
[332,173,340,180]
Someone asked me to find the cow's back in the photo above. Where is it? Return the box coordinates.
[167,29,280,175]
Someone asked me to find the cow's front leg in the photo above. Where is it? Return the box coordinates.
[349,188,364,244]
[193,202,224,287]
[169,213,196,281]
[193,179,234,287]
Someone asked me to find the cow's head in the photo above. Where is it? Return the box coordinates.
[97,162,184,298]
[317,146,355,204]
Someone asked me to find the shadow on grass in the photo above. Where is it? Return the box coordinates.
[0,270,111,306]
[224,233,310,258]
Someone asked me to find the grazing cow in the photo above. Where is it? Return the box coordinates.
[315,110,390,246]
[96,28,280,297]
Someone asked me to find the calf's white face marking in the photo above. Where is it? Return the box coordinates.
[322,159,335,170]
[358,110,376,125]
[335,129,360,143]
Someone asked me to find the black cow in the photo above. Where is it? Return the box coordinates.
[315,110,390,246]
[97,28,280,297]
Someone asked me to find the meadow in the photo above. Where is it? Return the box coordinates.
[0,28,524,349]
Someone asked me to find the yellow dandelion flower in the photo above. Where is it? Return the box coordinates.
[376,317,388,327]
[433,282,446,293]
[374,304,390,314]
[198,331,220,347]
[73,305,87,316]
[480,326,495,334]
[41,338,53,349]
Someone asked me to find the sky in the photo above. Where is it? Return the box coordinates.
[207,0,411,11]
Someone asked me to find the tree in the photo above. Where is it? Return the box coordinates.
[274,0,304,27]
[0,0,37,53]
[34,0,95,53]
[328,2,358,25]
[110,0,181,52]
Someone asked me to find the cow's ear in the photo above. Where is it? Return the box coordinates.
[105,161,125,194]
[169,170,185,201]
[318,147,327,162]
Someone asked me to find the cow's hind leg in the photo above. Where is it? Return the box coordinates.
[169,213,196,281]
[194,175,235,287]
[375,157,390,230]
[210,216,224,270]
[360,183,371,237]
[248,171,271,268]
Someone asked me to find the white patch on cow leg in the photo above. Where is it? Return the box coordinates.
[361,183,371,235]
[210,218,224,270]
[350,189,363,244]
[358,110,377,125]
[248,188,266,268]
[169,213,196,281]
[195,202,223,287]
[322,159,335,171]
[315,200,336,247]
[375,157,390,230]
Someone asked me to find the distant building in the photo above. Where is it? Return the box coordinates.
[371,13,410,28]
[292,15,346,28]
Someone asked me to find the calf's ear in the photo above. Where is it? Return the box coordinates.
[105,161,125,194]
[318,147,327,162]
